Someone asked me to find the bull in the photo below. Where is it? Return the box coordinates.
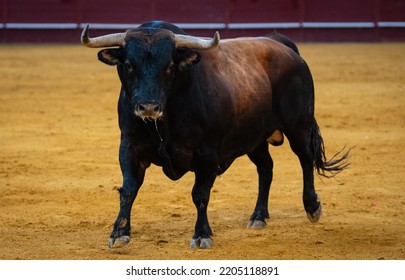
[81,21,349,249]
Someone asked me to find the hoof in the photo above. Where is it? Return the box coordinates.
[108,235,130,249]
[307,203,322,223]
[247,220,267,228]
[190,237,212,249]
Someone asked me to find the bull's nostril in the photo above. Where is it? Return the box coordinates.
[138,104,146,112]
[135,103,162,119]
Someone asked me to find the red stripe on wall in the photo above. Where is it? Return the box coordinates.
[1,0,404,42]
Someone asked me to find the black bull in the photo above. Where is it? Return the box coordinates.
[81,21,349,249]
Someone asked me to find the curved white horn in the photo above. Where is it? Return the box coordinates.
[174,31,220,50]
[81,25,127,48]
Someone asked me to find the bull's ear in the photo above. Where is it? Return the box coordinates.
[98,48,122,66]
[175,49,201,69]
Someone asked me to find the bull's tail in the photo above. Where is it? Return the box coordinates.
[311,119,351,178]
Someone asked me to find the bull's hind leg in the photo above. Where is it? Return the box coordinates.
[285,126,322,223]
[247,142,273,228]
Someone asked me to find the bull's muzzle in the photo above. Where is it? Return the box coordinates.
[134,103,163,120]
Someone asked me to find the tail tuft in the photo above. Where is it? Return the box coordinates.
[311,120,351,178]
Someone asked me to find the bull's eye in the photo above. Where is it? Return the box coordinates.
[124,62,134,73]
[166,63,175,76]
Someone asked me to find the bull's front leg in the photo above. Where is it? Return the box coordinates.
[108,138,148,248]
[190,150,218,249]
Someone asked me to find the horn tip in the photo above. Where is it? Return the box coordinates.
[213,31,220,45]
[81,24,90,45]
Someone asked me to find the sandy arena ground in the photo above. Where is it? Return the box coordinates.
[0,42,404,260]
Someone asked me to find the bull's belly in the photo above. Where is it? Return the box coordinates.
[158,128,284,180]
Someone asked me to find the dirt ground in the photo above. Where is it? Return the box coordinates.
[0,42,404,260]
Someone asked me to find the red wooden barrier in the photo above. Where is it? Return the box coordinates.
[1,0,404,43]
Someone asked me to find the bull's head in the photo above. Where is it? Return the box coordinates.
[81,25,220,120]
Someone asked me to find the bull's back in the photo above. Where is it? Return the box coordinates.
[195,38,302,158]
[202,37,302,111]
[202,38,300,121]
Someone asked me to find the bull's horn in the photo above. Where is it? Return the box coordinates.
[81,25,126,48]
[174,31,220,50]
